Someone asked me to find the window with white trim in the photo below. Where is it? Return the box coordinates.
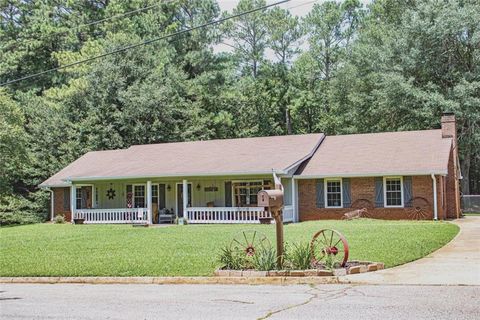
[384,177,403,207]
[325,179,342,208]
[133,185,146,208]
[151,184,158,207]
[76,188,83,209]
[233,181,263,206]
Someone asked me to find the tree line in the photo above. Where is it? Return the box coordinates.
[1,0,479,224]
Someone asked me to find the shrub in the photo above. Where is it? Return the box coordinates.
[252,247,277,271]
[0,192,47,226]
[54,215,65,224]
[284,242,313,270]
[218,245,245,270]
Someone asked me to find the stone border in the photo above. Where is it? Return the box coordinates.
[215,262,385,277]
[0,263,384,285]
[0,276,341,285]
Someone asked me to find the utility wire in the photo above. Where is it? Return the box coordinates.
[1,0,290,87]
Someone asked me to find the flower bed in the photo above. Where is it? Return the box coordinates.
[215,261,385,277]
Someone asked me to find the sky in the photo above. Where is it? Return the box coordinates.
[218,0,372,17]
[214,0,371,55]
[218,0,320,17]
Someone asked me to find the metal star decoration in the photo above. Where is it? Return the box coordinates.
[106,188,116,200]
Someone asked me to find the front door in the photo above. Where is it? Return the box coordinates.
[177,184,192,217]
[79,186,93,209]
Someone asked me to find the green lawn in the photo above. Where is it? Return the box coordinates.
[0,219,458,277]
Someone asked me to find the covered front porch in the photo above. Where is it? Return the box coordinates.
[69,175,297,224]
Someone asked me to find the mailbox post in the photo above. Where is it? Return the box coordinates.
[258,188,284,269]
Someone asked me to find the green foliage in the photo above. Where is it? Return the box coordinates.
[54,215,65,224]
[0,90,29,193]
[284,242,313,270]
[252,247,277,271]
[0,0,479,219]
[0,192,48,226]
[218,245,246,270]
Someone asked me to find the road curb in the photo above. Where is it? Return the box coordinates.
[0,276,343,285]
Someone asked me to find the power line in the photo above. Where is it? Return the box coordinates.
[1,0,290,87]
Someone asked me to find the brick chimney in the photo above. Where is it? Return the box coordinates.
[441,112,457,147]
[441,112,461,218]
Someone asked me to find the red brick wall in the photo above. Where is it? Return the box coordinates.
[298,176,439,220]
[441,113,461,218]
[445,148,460,219]
[52,187,71,221]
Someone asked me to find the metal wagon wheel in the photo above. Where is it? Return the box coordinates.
[230,230,271,257]
[310,229,349,268]
[350,198,374,218]
[407,197,430,220]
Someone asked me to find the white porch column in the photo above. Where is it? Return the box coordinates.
[291,178,298,223]
[147,180,152,224]
[182,179,188,220]
[70,184,77,223]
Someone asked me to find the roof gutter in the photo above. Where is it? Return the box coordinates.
[431,174,438,221]
[45,187,55,221]
[62,170,289,183]
[295,170,448,179]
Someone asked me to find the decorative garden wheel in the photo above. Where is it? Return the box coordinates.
[350,198,374,218]
[407,197,430,220]
[310,229,349,268]
[230,230,271,257]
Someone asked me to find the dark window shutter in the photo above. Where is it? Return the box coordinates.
[403,176,413,207]
[342,178,351,208]
[63,188,70,210]
[158,184,166,209]
[374,177,384,207]
[225,181,232,207]
[316,179,325,208]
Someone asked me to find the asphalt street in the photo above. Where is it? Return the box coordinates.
[1,283,478,320]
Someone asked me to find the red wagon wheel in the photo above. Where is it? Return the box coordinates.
[310,229,349,268]
[407,197,430,220]
[230,230,271,257]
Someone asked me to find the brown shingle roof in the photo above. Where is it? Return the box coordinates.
[40,134,324,187]
[298,129,452,178]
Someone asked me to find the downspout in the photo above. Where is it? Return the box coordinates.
[45,188,54,221]
[431,174,438,221]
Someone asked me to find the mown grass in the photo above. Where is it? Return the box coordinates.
[0,219,458,277]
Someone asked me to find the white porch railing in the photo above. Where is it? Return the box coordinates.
[186,207,271,224]
[74,208,148,224]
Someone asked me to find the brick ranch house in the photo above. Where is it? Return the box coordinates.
[40,113,461,224]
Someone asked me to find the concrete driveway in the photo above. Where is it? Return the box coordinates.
[343,216,480,286]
